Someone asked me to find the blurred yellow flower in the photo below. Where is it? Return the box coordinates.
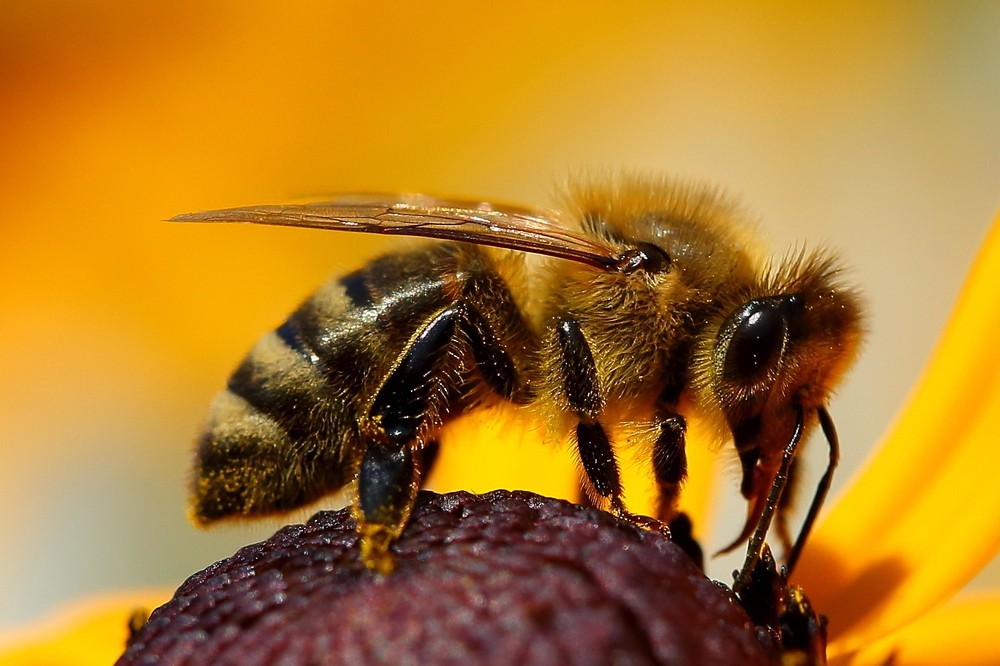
[1,3,997,663]
[2,213,998,665]
[796,213,1000,664]
[0,591,168,666]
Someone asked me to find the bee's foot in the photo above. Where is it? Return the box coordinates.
[359,524,397,575]
[610,502,672,539]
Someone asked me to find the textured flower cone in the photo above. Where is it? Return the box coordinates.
[118,490,778,665]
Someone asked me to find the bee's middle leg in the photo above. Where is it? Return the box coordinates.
[556,316,674,537]
[358,302,521,573]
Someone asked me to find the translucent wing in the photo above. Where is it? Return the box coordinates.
[171,194,624,269]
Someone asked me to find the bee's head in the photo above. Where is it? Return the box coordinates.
[693,250,864,470]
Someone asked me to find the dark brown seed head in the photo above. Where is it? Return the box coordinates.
[119,490,778,665]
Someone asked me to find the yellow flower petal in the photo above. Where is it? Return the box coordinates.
[0,590,169,666]
[430,405,581,503]
[796,214,1000,652]
[832,593,1000,666]
[430,404,721,541]
[616,423,720,540]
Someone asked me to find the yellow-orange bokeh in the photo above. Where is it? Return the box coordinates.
[1,1,997,632]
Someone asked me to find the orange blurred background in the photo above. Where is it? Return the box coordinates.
[1,2,997,628]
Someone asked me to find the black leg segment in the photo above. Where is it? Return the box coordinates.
[357,306,461,573]
[556,317,603,418]
[668,512,704,570]
[652,412,687,523]
[357,300,527,572]
[417,439,441,481]
[653,414,687,486]
[356,436,419,575]
[358,442,415,527]
[576,421,620,499]
[369,306,460,444]
[556,316,624,509]
[460,304,520,401]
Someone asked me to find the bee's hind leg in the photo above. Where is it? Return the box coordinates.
[356,437,441,574]
[356,301,524,574]
[355,440,418,575]
[356,306,460,574]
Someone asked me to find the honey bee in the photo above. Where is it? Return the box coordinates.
[176,175,863,579]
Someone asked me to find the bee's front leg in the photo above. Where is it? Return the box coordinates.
[651,409,706,566]
[652,410,687,525]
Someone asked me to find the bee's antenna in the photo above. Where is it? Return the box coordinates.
[734,405,805,592]
[784,406,840,574]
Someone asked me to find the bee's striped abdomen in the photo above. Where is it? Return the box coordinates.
[191,249,461,524]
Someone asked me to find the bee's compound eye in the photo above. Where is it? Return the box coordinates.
[722,299,790,380]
